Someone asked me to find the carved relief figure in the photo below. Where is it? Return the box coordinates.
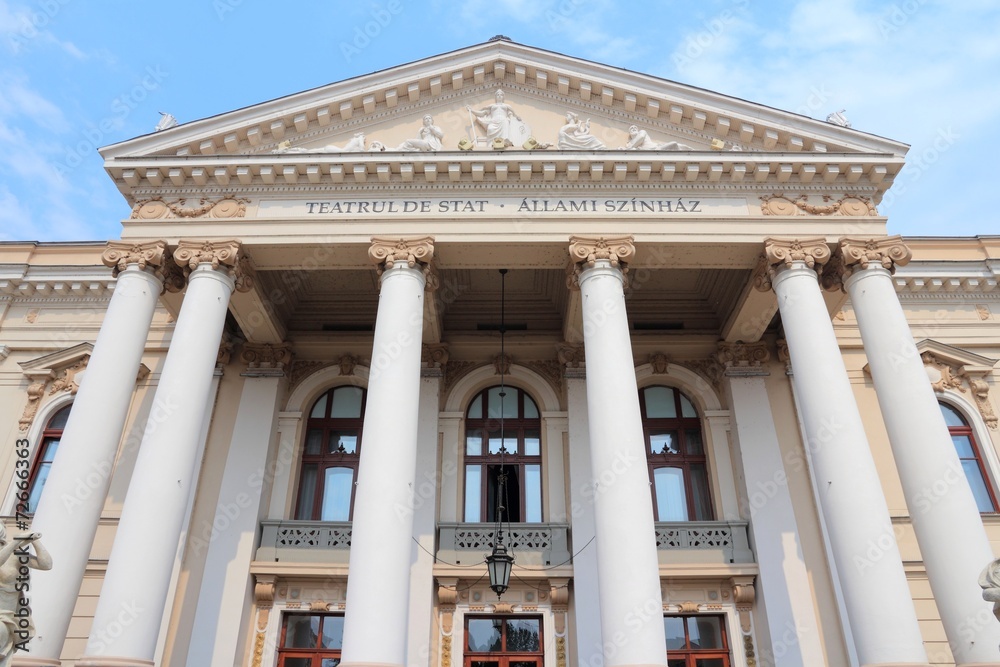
[619,125,691,151]
[0,527,52,663]
[557,112,606,150]
[466,89,530,144]
[980,558,1000,626]
[273,132,382,154]
[396,115,444,152]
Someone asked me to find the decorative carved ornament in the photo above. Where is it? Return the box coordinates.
[921,351,998,429]
[441,360,478,400]
[568,235,635,270]
[338,354,361,376]
[251,575,277,667]
[648,352,670,374]
[130,195,249,219]
[241,343,293,371]
[556,343,585,369]
[922,352,965,393]
[493,353,512,376]
[174,240,254,292]
[838,236,912,274]
[422,343,450,369]
[217,336,235,366]
[102,240,185,293]
[368,236,435,275]
[525,359,562,395]
[753,237,831,292]
[680,359,724,394]
[48,356,88,394]
[18,382,46,432]
[760,194,876,216]
[716,342,770,370]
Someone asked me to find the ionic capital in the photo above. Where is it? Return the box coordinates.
[754,237,831,291]
[368,236,435,275]
[716,341,771,376]
[838,236,912,274]
[103,240,185,293]
[240,342,293,375]
[174,239,254,292]
[568,235,635,269]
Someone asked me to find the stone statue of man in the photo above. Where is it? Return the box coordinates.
[0,526,52,664]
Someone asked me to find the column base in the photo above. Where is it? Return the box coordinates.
[10,658,62,667]
[75,658,154,667]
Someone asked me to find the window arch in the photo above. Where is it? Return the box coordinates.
[640,385,713,521]
[464,386,542,523]
[26,404,71,513]
[940,402,997,513]
[295,386,366,521]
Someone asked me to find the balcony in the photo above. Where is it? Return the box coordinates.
[257,520,352,564]
[437,523,571,567]
[654,521,753,564]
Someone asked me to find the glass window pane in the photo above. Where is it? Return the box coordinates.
[468,395,482,418]
[284,615,320,647]
[465,466,482,522]
[525,465,542,523]
[320,659,341,667]
[488,432,517,455]
[330,387,363,418]
[471,662,500,667]
[684,429,704,456]
[650,431,678,455]
[510,662,539,667]
[644,386,677,418]
[962,461,996,512]
[667,660,686,667]
[488,387,517,419]
[321,468,353,521]
[283,658,312,667]
[328,431,358,455]
[305,429,323,455]
[295,464,318,519]
[524,429,540,456]
[468,618,502,652]
[940,402,967,427]
[695,660,727,667]
[27,463,51,513]
[654,468,688,521]
[523,394,539,419]
[679,393,697,418]
[47,405,71,430]
[690,464,712,521]
[664,616,686,650]
[688,616,723,649]
[321,615,344,649]
[310,394,329,419]
[39,439,60,462]
[952,434,975,458]
[467,429,483,456]
[505,618,540,651]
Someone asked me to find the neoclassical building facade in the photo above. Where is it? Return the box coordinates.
[1,39,999,667]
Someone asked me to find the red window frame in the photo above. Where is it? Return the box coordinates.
[464,615,544,667]
[26,404,72,513]
[940,402,998,513]
[277,612,343,667]
[665,614,731,666]
[295,387,366,521]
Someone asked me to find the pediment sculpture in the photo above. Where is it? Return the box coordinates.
[466,89,531,147]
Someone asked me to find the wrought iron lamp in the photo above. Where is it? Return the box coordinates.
[486,268,514,598]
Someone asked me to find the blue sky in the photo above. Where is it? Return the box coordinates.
[1,0,998,241]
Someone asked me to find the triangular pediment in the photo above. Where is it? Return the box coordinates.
[915,339,998,374]
[19,342,94,379]
[101,39,907,163]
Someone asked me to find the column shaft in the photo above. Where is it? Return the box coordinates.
[770,258,928,666]
[576,255,667,667]
[80,263,236,665]
[845,259,1000,664]
[23,252,165,665]
[341,263,427,667]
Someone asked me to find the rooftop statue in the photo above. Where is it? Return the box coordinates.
[557,112,606,150]
[0,527,52,663]
[466,89,531,145]
[395,115,444,152]
[619,125,692,151]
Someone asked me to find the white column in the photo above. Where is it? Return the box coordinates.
[565,371,603,667]
[720,343,825,667]
[79,241,248,666]
[185,345,288,667]
[841,237,1000,665]
[569,237,667,667]
[407,370,442,667]
[762,238,928,666]
[19,242,173,667]
[341,237,432,667]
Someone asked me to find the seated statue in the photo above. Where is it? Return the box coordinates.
[557,112,606,150]
[396,115,444,152]
[619,125,691,151]
[467,89,529,144]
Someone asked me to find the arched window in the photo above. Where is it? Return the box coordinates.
[295,386,366,521]
[464,386,542,523]
[26,404,71,513]
[940,402,997,513]
[640,386,712,521]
